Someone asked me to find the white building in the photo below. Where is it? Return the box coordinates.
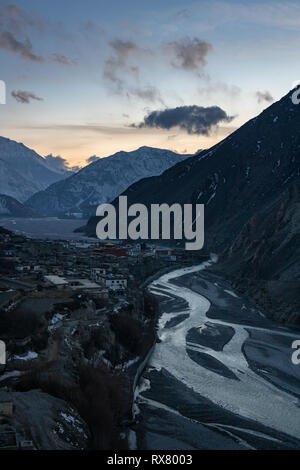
[44,275,102,291]
[101,276,127,291]
[44,275,68,288]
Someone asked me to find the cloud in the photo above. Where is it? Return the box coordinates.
[256,90,274,103]
[11,90,43,104]
[103,39,141,91]
[132,105,234,135]
[21,123,140,135]
[50,53,76,65]
[0,4,44,62]
[109,39,139,57]
[0,30,44,62]
[0,4,73,65]
[199,82,241,98]
[175,9,190,20]
[165,37,212,71]
[103,55,124,90]
[86,155,100,163]
[103,39,161,102]
[44,154,70,172]
[5,4,41,29]
[70,166,81,173]
[167,134,178,140]
[129,86,164,104]
[44,154,81,173]
[81,20,106,38]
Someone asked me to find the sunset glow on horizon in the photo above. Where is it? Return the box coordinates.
[1,0,300,167]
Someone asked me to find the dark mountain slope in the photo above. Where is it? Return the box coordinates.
[218,180,300,324]
[0,194,36,217]
[85,89,300,323]
[86,89,299,253]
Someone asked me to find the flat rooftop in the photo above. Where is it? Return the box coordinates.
[44,275,101,289]
[44,275,68,286]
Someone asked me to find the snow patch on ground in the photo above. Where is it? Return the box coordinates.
[224,289,239,298]
[14,351,38,361]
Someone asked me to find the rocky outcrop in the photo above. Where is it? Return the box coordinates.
[0,389,89,450]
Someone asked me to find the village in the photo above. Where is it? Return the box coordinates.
[0,226,206,450]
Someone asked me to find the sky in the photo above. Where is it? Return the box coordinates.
[0,0,300,169]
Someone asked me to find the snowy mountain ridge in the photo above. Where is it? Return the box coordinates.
[27,146,191,215]
[0,137,68,202]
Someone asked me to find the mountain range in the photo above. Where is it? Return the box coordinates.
[27,147,190,216]
[85,88,300,324]
[0,137,68,202]
[0,89,298,323]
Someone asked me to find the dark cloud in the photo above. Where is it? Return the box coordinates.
[0,4,44,62]
[86,155,100,163]
[165,37,212,71]
[256,90,274,103]
[70,166,81,173]
[50,53,76,65]
[0,30,44,62]
[44,154,70,172]
[0,4,72,65]
[132,105,234,135]
[44,154,81,173]
[11,90,43,104]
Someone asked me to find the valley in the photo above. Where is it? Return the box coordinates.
[134,262,300,450]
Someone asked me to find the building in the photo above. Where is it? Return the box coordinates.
[44,275,68,288]
[73,242,93,249]
[16,265,31,272]
[155,248,173,258]
[44,275,103,292]
[0,430,18,450]
[127,243,141,257]
[99,276,127,291]
[0,402,14,418]
[90,288,109,300]
[90,267,106,281]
